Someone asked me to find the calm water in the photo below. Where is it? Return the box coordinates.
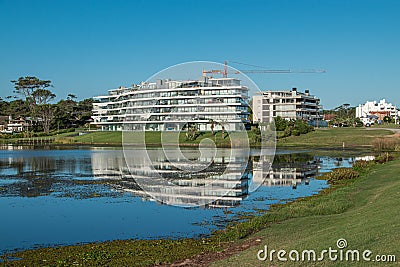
[0,146,361,254]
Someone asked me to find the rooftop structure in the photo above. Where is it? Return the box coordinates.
[91,76,250,131]
[252,88,322,123]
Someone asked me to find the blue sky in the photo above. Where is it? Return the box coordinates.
[0,0,399,109]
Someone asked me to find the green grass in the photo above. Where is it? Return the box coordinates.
[371,123,400,129]
[2,156,399,266]
[277,127,394,148]
[71,131,123,144]
[3,127,394,148]
[0,239,220,267]
[69,128,394,149]
[58,130,244,147]
[211,157,400,266]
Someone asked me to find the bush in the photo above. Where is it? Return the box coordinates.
[294,120,313,134]
[291,129,300,136]
[33,132,50,137]
[354,117,363,127]
[352,160,376,174]
[375,153,395,163]
[283,127,292,137]
[274,116,288,131]
[321,168,359,184]
[274,117,314,138]
[372,138,398,152]
[352,160,375,172]
[250,127,262,144]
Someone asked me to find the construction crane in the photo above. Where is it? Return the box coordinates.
[202,61,326,77]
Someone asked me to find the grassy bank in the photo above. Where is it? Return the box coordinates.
[0,127,395,148]
[211,157,400,266]
[70,128,395,149]
[277,127,395,148]
[1,155,399,266]
[55,130,255,147]
[371,123,400,129]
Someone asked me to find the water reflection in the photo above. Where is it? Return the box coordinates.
[90,149,318,207]
[0,149,95,198]
[0,149,321,207]
[255,153,318,188]
[0,147,362,254]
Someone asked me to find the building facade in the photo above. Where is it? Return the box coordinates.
[356,99,399,121]
[92,76,250,131]
[0,116,30,133]
[252,88,322,123]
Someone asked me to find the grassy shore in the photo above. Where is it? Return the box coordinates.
[211,157,400,266]
[0,127,396,149]
[45,130,255,147]
[277,127,395,148]
[1,155,399,266]
[70,127,396,149]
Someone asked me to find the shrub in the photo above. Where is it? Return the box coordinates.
[352,160,375,173]
[250,127,261,144]
[283,127,292,137]
[352,160,376,175]
[291,129,300,136]
[372,138,398,152]
[294,120,314,134]
[375,153,395,163]
[275,118,314,138]
[322,168,359,184]
[274,116,288,131]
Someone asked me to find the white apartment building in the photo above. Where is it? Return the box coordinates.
[92,76,249,131]
[252,88,322,123]
[356,99,399,121]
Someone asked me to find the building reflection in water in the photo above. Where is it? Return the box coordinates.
[0,147,319,207]
[90,149,319,208]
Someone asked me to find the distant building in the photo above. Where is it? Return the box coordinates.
[356,99,400,121]
[0,116,30,133]
[323,113,336,122]
[0,116,8,132]
[252,88,322,123]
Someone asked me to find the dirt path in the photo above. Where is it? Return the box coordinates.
[159,237,263,267]
[367,127,400,138]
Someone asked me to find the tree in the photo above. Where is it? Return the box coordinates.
[209,119,215,135]
[67,94,77,101]
[52,98,93,129]
[12,76,52,113]
[383,116,393,124]
[75,98,93,126]
[32,89,55,105]
[11,76,55,133]
[274,116,288,131]
[36,104,55,134]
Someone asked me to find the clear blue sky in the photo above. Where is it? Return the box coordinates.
[0,0,399,109]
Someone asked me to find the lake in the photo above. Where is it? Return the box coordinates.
[0,146,366,254]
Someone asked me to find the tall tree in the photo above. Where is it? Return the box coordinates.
[11,76,55,133]
[36,104,55,134]
[67,94,77,101]
[12,76,52,113]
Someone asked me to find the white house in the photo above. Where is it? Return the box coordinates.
[356,99,399,122]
